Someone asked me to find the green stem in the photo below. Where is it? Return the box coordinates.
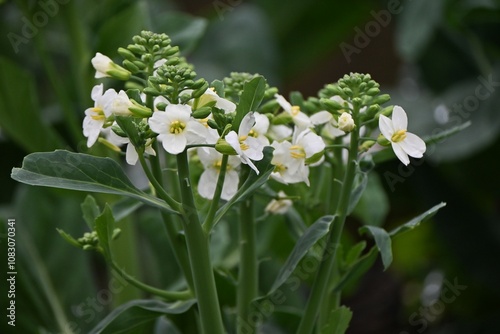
[203,154,229,233]
[138,152,181,212]
[109,261,193,300]
[296,124,359,334]
[237,195,258,334]
[176,151,225,334]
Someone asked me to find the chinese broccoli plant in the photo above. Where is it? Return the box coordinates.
[11,31,447,334]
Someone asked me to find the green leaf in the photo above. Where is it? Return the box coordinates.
[359,226,392,270]
[213,147,274,227]
[95,204,115,260]
[56,228,82,248]
[115,116,141,147]
[89,299,196,334]
[11,150,177,213]
[81,195,100,230]
[343,241,366,268]
[320,306,352,334]
[0,56,64,152]
[389,202,447,237]
[333,247,378,293]
[232,75,266,132]
[267,215,335,295]
[112,197,143,222]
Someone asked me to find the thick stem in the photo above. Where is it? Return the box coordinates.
[203,154,229,233]
[296,124,359,334]
[176,151,225,334]
[237,195,258,334]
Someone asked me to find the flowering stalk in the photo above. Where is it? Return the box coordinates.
[296,100,361,334]
[176,151,225,334]
[237,180,258,334]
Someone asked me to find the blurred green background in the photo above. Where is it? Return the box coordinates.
[1,0,499,333]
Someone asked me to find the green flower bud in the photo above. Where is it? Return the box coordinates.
[118,47,136,61]
[359,140,376,152]
[191,106,212,119]
[122,59,140,73]
[272,112,293,125]
[207,118,220,130]
[370,94,391,105]
[366,87,381,96]
[305,150,324,165]
[215,138,237,155]
[107,66,131,81]
[192,81,210,98]
[320,98,343,112]
[155,102,168,111]
[128,100,153,117]
[376,133,391,146]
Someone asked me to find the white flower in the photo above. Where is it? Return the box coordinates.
[248,112,270,146]
[108,90,134,116]
[379,106,426,166]
[148,104,207,155]
[199,88,236,113]
[310,111,345,138]
[83,84,115,147]
[225,112,265,174]
[91,52,130,80]
[271,127,325,186]
[197,148,241,200]
[265,191,293,215]
[338,112,355,132]
[268,124,293,141]
[275,94,311,129]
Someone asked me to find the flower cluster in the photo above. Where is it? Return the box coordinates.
[82,31,426,206]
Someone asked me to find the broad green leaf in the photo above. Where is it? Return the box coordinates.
[320,306,352,334]
[389,202,447,237]
[89,299,196,334]
[11,150,177,213]
[232,76,266,132]
[267,215,335,295]
[213,146,274,227]
[359,226,392,270]
[0,57,64,152]
[81,195,100,230]
[95,204,115,260]
[333,247,378,293]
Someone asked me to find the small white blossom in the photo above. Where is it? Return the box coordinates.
[225,112,265,174]
[338,112,355,132]
[83,84,115,147]
[379,106,426,166]
[197,148,241,200]
[275,94,311,129]
[310,110,345,138]
[91,52,130,80]
[271,127,325,186]
[108,90,134,116]
[265,191,293,215]
[248,112,270,146]
[199,88,236,113]
[149,104,207,155]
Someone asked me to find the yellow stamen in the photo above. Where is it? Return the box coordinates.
[274,163,287,174]
[240,143,249,151]
[248,129,257,137]
[291,106,300,116]
[391,129,407,143]
[289,145,306,159]
[169,120,186,134]
[91,107,106,121]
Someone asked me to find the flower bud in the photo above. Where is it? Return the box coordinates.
[215,138,237,155]
[191,107,212,119]
[338,112,355,132]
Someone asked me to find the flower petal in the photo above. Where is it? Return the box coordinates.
[392,106,408,130]
[275,94,291,112]
[239,112,255,136]
[125,143,139,165]
[198,169,218,199]
[310,111,332,125]
[400,132,426,158]
[221,170,239,200]
[392,142,410,166]
[378,114,395,140]
[161,133,187,155]
[225,131,242,155]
